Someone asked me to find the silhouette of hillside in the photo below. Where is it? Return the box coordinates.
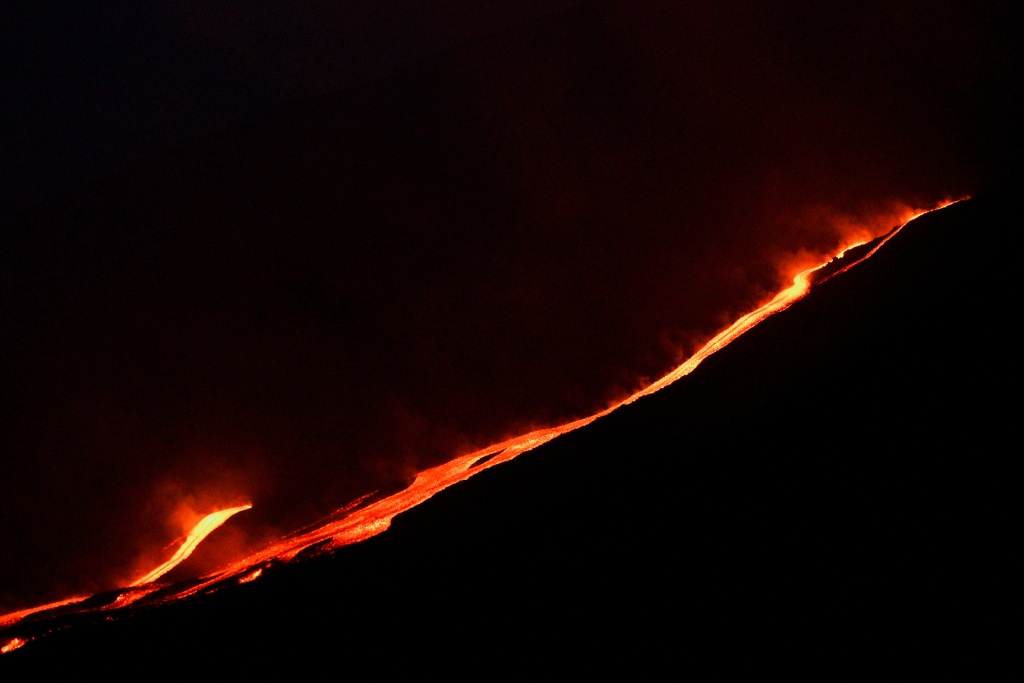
[3,188,1013,671]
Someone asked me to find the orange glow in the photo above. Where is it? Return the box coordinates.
[816,204,948,284]
[111,196,962,605]
[1,637,28,654]
[130,504,252,587]
[0,596,88,629]
[101,586,163,611]
[0,197,965,649]
[770,200,961,293]
[238,568,263,584]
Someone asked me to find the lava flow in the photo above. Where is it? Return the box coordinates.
[130,504,252,587]
[0,197,964,654]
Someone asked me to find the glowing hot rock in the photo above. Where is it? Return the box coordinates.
[131,505,253,587]
[0,197,965,653]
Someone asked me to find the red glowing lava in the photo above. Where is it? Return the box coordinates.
[130,504,252,587]
[0,197,965,654]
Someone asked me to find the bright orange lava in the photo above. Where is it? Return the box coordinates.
[0,597,88,629]
[1,637,27,654]
[130,504,252,587]
[0,197,964,646]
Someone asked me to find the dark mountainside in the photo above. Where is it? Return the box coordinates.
[3,188,1013,668]
[9,0,1018,615]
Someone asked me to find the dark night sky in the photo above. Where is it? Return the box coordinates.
[1,1,1020,613]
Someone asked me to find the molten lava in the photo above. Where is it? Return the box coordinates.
[1,637,26,654]
[130,504,253,587]
[0,197,964,655]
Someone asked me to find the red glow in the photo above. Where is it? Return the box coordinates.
[0,597,88,629]
[131,504,252,587]
[238,568,263,584]
[0,197,965,649]
[1,637,27,654]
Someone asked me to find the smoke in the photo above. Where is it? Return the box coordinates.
[1,1,1016,613]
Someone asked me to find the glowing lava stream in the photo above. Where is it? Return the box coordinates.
[0,198,964,639]
[134,200,962,600]
[131,505,253,587]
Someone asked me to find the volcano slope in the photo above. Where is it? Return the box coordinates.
[1,188,1013,668]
